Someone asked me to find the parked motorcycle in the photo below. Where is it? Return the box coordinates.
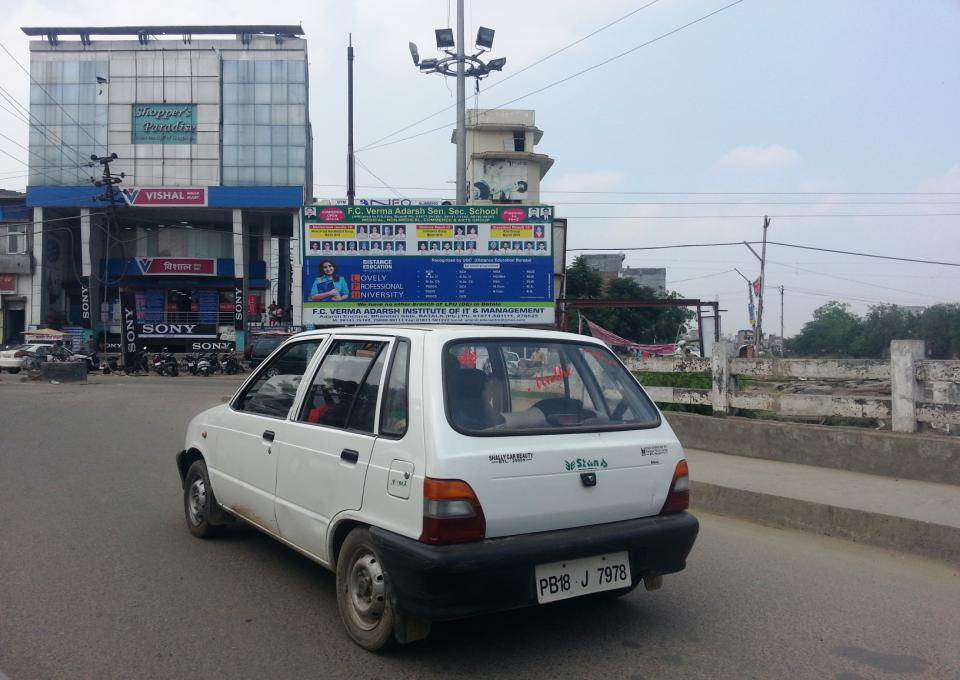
[182,353,200,376]
[222,353,244,375]
[152,348,179,377]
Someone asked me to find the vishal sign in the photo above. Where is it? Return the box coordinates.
[132,104,197,144]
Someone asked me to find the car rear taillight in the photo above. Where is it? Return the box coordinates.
[14,351,25,358]
[659,459,690,515]
[420,477,486,544]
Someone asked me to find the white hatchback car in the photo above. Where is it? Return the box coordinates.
[177,326,698,650]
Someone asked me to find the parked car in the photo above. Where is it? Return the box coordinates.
[176,326,698,650]
[246,333,290,369]
[0,343,54,373]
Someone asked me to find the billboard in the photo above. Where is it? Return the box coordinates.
[131,104,198,144]
[301,205,554,325]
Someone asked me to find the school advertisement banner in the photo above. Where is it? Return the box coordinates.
[301,205,554,325]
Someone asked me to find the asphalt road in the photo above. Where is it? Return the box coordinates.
[1,375,958,680]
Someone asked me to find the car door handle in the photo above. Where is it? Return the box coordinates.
[340,449,359,464]
[262,430,275,443]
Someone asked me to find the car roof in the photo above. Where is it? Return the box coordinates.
[288,325,607,346]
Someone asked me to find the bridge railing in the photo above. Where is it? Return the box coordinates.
[626,340,960,433]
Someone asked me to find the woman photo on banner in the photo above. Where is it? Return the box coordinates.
[308,259,349,301]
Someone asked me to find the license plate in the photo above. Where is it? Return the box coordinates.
[534,551,631,604]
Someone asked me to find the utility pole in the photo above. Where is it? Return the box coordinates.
[754,215,770,355]
[734,267,755,329]
[455,0,467,204]
[346,34,356,206]
[779,284,785,356]
[90,153,126,367]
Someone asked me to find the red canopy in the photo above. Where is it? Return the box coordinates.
[583,317,677,357]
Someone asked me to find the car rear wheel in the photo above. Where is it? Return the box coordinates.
[336,528,398,651]
[7,367,19,374]
[183,460,223,539]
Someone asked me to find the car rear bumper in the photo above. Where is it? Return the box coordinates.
[369,512,699,622]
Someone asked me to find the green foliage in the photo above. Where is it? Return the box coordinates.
[565,259,694,344]
[565,256,603,299]
[787,301,960,358]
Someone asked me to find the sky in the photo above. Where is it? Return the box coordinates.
[1,0,958,336]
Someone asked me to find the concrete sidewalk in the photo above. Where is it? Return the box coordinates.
[687,448,960,563]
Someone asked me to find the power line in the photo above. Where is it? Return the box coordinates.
[765,258,949,302]
[0,38,102,149]
[360,0,663,149]
[312,183,960,197]
[556,213,960,218]
[569,240,960,267]
[358,0,748,152]
[355,158,406,200]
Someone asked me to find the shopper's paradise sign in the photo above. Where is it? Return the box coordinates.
[301,205,554,325]
[131,104,198,144]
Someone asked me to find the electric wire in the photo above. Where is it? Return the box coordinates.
[358,0,748,152]
[360,0,662,149]
[568,241,960,267]
[312,183,960,197]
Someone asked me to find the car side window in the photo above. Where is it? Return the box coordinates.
[380,340,410,437]
[234,340,323,418]
[298,340,387,432]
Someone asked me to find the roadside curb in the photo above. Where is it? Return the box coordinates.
[691,480,960,564]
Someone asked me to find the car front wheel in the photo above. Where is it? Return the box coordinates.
[183,460,222,539]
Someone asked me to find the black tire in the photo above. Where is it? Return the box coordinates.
[336,528,398,651]
[8,367,20,374]
[169,365,179,377]
[183,460,223,539]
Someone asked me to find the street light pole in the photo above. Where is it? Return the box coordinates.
[455,0,467,204]
[409,10,504,206]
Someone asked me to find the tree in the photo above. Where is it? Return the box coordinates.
[564,256,603,299]
[920,304,960,358]
[563,260,694,343]
[598,278,693,343]
[851,304,920,357]
[787,301,862,356]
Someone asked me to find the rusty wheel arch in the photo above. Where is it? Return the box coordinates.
[330,519,369,568]
[177,448,206,487]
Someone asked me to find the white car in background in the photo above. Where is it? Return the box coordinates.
[0,343,54,372]
[177,326,698,650]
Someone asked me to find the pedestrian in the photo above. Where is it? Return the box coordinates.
[268,301,278,326]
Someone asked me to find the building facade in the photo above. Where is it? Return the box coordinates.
[0,191,31,343]
[620,266,666,294]
[462,108,554,205]
[21,25,311,351]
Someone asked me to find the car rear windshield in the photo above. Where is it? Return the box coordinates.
[443,340,660,435]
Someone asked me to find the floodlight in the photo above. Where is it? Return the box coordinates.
[476,26,495,50]
[409,42,420,66]
[419,58,439,71]
[487,57,506,71]
[435,28,455,49]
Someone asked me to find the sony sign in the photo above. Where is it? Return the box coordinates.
[234,279,244,331]
[139,322,218,339]
[80,278,91,328]
[141,323,197,335]
[119,290,140,370]
[191,341,236,351]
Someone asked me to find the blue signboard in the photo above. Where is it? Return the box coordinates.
[301,205,554,325]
